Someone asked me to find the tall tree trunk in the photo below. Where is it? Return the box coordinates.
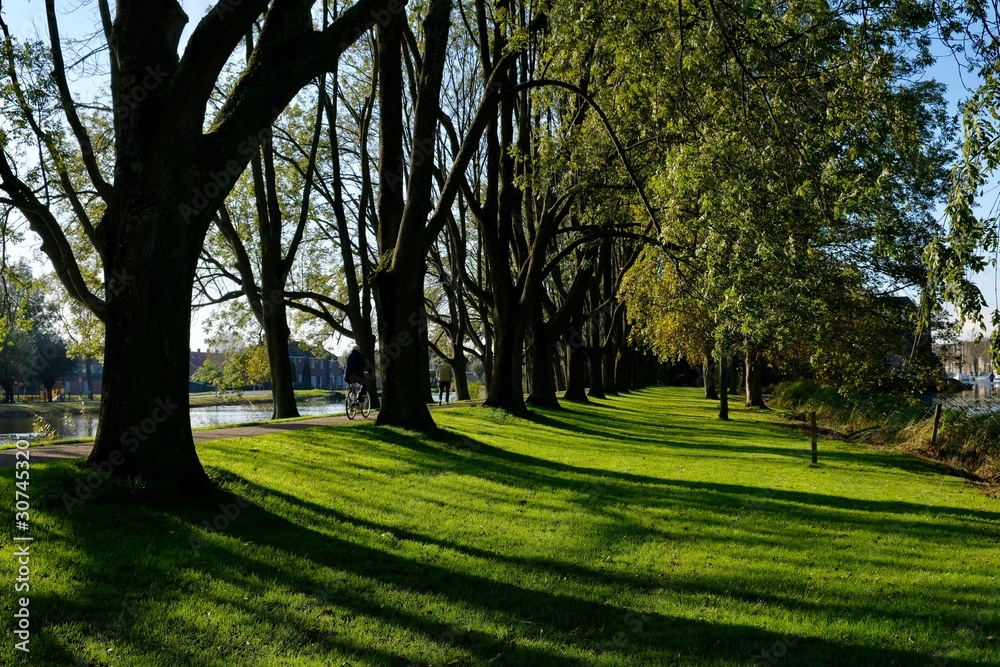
[262,296,299,419]
[587,345,606,398]
[2,379,13,404]
[563,315,589,402]
[718,352,730,420]
[704,357,719,400]
[613,313,632,393]
[484,314,528,414]
[564,345,589,402]
[745,348,767,408]
[728,354,739,395]
[483,322,494,394]
[615,348,631,393]
[629,353,643,390]
[89,224,210,496]
[372,0,452,429]
[451,352,470,401]
[419,304,435,405]
[374,273,436,430]
[555,345,567,392]
[526,312,559,408]
[603,344,618,396]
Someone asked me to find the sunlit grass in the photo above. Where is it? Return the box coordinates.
[1,387,997,666]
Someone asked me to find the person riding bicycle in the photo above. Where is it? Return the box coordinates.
[345,345,367,390]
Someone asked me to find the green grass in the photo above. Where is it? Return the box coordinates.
[186,389,335,408]
[0,399,101,417]
[1,387,997,666]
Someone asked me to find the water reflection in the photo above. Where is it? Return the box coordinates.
[0,401,341,442]
[938,381,1000,409]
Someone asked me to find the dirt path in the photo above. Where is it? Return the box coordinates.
[0,401,480,470]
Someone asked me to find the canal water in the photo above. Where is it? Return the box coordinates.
[937,381,1000,410]
[0,400,341,442]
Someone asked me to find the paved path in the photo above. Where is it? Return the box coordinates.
[0,413,367,469]
[0,401,479,469]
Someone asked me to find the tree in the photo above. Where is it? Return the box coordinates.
[33,332,71,401]
[191,335,270,396]
[0,261,70,402]
[615,0,950,415]
[369,0,456,430]
[45,273,104,400]
[936,4,1000,336]
[0,0,394,497]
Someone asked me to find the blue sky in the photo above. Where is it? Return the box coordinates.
[2,0,999,345]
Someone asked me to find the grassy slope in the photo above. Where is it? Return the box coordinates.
[1,388,996,666]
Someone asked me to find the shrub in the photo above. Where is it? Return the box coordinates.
[772,380,999,481]
[771,380,845,409]
[933,409,1000,479]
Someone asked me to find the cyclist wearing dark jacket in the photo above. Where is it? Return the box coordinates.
[345,346,367,385]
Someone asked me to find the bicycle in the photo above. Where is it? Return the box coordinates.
[345,381,371,420]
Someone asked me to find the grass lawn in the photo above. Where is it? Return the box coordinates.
[1,387,997,666]
[187,389,335,408]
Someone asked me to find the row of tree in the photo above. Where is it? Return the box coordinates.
[0,0,996,497]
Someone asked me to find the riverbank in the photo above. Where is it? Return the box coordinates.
[771,380,1000,488]
[0,389,336,418]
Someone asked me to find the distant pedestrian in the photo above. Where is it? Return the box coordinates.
[436,360,454,405]
[991,372,995,383]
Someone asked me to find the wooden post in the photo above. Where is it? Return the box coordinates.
[931,404,943,448]
[810,411,818,464]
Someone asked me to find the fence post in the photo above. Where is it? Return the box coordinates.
[931,404,943,448]
[810,411,818,464]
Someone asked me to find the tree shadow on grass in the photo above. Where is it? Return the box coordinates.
[192,470,997,630]
[24,464,986,667]
[417,427,1000,526]
[13,404,998,667]
[521,406,986,488]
